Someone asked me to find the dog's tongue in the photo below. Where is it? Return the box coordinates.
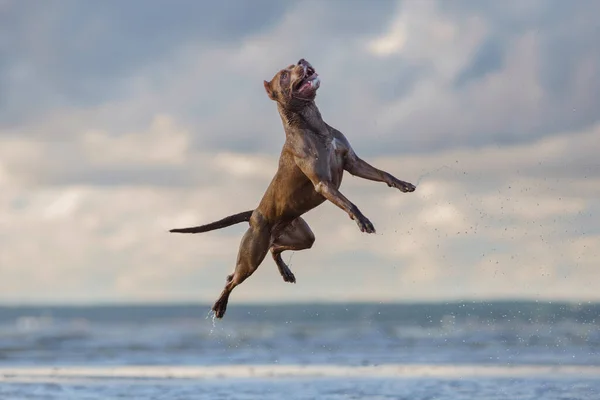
[300,75,319,92]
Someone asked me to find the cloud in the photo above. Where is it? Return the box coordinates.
[1,120,598,303]
[0,0,293,125]
[81,114,191,167]
[0,0,599,304]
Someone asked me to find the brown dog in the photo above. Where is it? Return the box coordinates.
[170,59,416,318]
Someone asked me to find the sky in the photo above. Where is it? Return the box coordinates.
[1,0,599,305]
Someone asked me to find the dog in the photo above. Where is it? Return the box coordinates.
[170,59,416,318]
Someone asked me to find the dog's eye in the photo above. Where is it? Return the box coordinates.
[281,72,288,80]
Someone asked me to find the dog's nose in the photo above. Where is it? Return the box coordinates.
[298,59,307,66]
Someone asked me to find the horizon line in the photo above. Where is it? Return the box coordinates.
[0,298,598,308]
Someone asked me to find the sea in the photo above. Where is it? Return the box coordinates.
[0,301,598,399]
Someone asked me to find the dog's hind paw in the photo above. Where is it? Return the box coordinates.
[277,263,297,283]
[281,270,296,284]
[212,298,229,319]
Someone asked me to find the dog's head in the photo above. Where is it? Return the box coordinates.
[263,59,320,106]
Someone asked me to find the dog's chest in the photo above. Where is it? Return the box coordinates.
[326,138,344,160]
[330,138,339,152]
[326,138,345,181]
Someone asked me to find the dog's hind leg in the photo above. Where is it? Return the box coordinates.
[212,212,271,319]
[270,217,315,284]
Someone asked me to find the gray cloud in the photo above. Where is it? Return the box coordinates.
[1,0,599,304]
[3,1,598,152]
[454,35,505,88]
[0,0,292,125]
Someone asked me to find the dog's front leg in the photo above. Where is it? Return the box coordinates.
[345,151,416,193]
[294,155,376,233]
[314,181,375,233]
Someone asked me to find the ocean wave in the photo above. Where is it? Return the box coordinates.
[0,303,598,367]
[1,363,599,383]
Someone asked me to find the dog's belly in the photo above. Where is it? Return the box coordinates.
[258,142,346,225]
[279,176,330,218]
[259,169,341,224]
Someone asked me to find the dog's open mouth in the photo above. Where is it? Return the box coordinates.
[296,65,320,94]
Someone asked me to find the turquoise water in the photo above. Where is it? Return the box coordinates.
[0,302,598,399]
[2,376,599,400]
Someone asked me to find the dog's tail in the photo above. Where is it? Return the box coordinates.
[169,210,253,234]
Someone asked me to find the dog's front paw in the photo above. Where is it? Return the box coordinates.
[395,180,416,193]
[354,214,376,234]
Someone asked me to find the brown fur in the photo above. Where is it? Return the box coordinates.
[170,59,416,318]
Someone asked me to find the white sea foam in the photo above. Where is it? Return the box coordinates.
[1,364,599,383]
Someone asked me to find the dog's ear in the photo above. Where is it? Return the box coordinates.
[263,80,276,100]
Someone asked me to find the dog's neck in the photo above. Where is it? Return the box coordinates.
[277,101,328,136]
